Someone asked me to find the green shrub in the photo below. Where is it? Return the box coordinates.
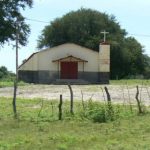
[82,101,108,123]
[90,108,106,123]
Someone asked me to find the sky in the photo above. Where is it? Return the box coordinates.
[0,0,150,73]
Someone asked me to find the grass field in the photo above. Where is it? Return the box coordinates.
[110,79,150,85]
[0,79,150,88]
[0,97,150,150]
[0,81,28,88]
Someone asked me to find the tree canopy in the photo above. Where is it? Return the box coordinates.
[38,8,126,50]
[37,8,149,79]
[0,0,33,46]
[0,66,15,80]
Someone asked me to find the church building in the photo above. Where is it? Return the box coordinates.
[18,42,110,84]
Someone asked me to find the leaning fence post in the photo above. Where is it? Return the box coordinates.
[68,84,74,114]
[135,85,143,114]
[104,86,111,102]
[104,86,114,120]
[58,94,63,120]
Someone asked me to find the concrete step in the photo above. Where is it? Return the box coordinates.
[53,79,89,85]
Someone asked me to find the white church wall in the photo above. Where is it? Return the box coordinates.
[19,54,38,71]
[19,43,99,72]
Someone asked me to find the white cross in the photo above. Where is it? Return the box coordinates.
[101,30,109,42]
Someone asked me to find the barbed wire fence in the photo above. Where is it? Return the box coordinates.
[0,82,150,121]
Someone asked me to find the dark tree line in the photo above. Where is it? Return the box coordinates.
[37,8,150,79]
[0,66,15,80]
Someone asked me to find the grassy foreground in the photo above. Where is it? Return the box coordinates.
[110,79,150,85]
[0,79,149,88]
[0,81,28,88]
[0,97,150,150]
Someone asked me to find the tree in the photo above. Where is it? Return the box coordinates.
[143,54,150,79]
[0,66,8,79]
[0,0,33,46]
[37,8,147,79]
[38,8,126,50]
[0,66,15,80]
[123,37,145,75]
[0,0,33,118]
[111,37,146,79]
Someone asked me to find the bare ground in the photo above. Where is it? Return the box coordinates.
[0,84,150,105]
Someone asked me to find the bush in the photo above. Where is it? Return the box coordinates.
[78,101,135,123]
[90,108,106,123]
[83,102,109,123]
[0,66,15,81]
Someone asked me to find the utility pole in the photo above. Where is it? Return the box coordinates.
[13,18,19,118]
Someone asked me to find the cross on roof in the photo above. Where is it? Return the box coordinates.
[101,30,109,42]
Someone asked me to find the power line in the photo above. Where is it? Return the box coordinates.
[24,17,150,38]
[129,34,150,37]
[25,17,49,24]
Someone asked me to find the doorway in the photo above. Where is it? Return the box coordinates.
[61,62,78,79]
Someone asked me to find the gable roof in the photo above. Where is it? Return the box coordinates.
[18,43,98,69]
[18,52,39,69]
[52,55,88,62]
[38,43,98,54]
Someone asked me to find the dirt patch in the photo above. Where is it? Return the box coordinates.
[0,84,150,105]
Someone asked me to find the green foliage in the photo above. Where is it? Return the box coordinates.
[37,8,149,79]
[0,66,8,78]
[0,0,33,46]
[111,37,147,79]
[0,66,15,80]
[0,97,141,123]
[78,100,134,123]
[38,8,126,50]
[0,80,27,88]
[0,81,14,88]
[81,101,107,123]
[88,107,106,123]
[143,54,150,79]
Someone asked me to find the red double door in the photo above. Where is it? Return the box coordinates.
[61,62,78,79]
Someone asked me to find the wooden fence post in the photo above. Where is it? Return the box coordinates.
[68,84,74,114]
[104,86,111,102]
[104,86,114,120]
[58,94,63,120]
[135,86,143,114]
